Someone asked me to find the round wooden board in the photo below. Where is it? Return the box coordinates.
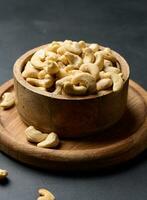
[0,79,147,171]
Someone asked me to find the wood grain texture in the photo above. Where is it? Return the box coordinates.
[0,79,147,171]
[13,44,130,138]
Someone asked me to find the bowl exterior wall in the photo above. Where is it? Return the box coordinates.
[14,77,129,138]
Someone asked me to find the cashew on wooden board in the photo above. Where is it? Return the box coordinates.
[22,40,124,96]
[0,92,15,109]
[25,126,59,149]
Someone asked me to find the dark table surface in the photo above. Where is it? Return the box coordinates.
[0,0,147,199]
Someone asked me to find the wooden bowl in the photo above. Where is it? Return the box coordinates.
[13,44,130,138]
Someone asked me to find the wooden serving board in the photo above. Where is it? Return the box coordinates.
[0,79,147,171]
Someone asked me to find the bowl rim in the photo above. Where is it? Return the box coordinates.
[13,44,130,100]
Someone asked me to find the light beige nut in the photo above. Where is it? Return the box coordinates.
[72,72,96,94]
[54,75,73,95]
[31,49,46,70]
[64,40,82,55]
[94,52,104,71]
[37,132,59,148]
[64,82,87,96]
[80,63,99,80]
[45,41,61,53]
[57,55,68,65]
[25,126,48,143]
[0,92,15,109]
[0,169,8,180]
[97,90,112,97]
[99,71,111,79]
[89,43,100,52]
[56,68,68,79]
[96,78,112,91]
[36,87,47,91]
[104,66,121,74]
[38,70,51,79]
[37,188,55,200]
[22,61,39,79]
[78,40,87,49]
[101,48,117,63]
[45,52,58,62]
[64,52,82,68]
[110,72,124,92]
[57,46,67,55]
[82,48,95,64]
[44,62,59,75]
[26,77,54,89]
[104,59,113,67]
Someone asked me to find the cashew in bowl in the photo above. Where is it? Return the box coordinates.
[96,78,113,91]
[72,72,97,94]
[37,188,55,200]
[89,43,100,52]
[64,82,87,96]
[104,66,121,74]
[26,77,54,89]
[80,63,99,80]
[94,52,104,71]
[64,52,82,68]
[22,61,39,78]
[0,92,15,109]
[110,72,124,92]
[64,40,82,55]
[82,47,95,64]
[25,126,48,143]
[37,132,59,148]
[31,49,46,70]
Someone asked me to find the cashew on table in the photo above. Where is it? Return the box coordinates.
[22,40,124,96]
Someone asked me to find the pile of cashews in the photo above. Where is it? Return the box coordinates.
[22,40,124,96]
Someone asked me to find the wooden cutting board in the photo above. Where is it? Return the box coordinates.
[0,79,147,171]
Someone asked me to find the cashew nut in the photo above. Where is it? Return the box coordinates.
[104,59,113,67]
[64,82,87,96]
[80,63,99,80]
[57,55,68,65]
[26,77,54,89]
[31,49,46,70]
[78,40,87,49]
[45,41,61,53]
[101,48,117,63]
[64,52,82,68]
[89,43,100,52]
[25,126,48,143]
[38,70,51,79]
[53,75,72,95]
[44,62,59,75]
[96,78,112,91]
[72,72,96,94]
[104,66,120,74]
[110,72,124,92]
[22,61,39,79]
[82,48,95,63]
[64,40,82,55]
[94,52,104,71]
[37,132,59,148]
[37,188,55,200]
[0,92,15,109]
[0,169,8,180]
[99,71,111,79]
[45,52,58,62]
[57,46,67,55]
[97,90,112,97]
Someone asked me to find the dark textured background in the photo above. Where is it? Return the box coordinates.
[0,0,147,199]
